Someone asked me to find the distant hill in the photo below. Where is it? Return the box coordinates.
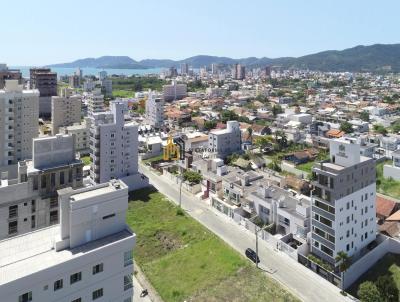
[48,56,149,69]
[47,44,400,72]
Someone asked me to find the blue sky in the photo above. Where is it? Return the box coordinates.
[3,0,400,65]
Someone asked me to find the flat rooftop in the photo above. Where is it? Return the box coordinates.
[0,226,134,285]
[70,181,126,202]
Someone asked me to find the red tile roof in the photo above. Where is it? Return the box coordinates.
[376,195,397,218]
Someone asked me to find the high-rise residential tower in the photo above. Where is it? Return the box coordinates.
[311,138,376,267]
[30,68,57,118]
[0,80,39,166]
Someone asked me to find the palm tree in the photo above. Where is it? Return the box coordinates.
[336,251,350,293]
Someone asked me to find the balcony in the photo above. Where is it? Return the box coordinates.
[312,219,335,236]
[311,232,335,251]
[312,205,335,222]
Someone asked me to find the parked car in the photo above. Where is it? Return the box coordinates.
[245,248,260,263]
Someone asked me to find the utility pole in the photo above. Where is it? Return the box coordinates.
[255,224,269,269]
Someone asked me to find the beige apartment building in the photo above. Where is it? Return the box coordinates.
[0,180,135,302]
[51,88,82,135]
[0,80,39,167]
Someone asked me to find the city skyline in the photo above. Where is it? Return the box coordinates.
[2,0,400,65]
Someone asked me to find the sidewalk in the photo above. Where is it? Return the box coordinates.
[133,260,163,302]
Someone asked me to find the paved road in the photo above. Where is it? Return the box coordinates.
[139,163,349,302]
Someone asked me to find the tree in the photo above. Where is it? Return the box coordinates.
[182,170,202,185]
[221,110,238,123]
[335,251,350,292]
[357,281,382,302]
[203,120,217,131]
[392,119,400,133]
[340,121,354,133]
[272,104,283,117]
[274,130,288,151]
[374,124,388,136]
[376,275,399,302]
[360,111,370,122]
[267,158,281,172]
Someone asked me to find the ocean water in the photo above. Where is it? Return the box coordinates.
[12,66,164,78]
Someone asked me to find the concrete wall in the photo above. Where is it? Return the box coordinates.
[343,235,400,289]
[383,164,400,181]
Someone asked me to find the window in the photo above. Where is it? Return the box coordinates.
[92,263,103,275]
[9,205,18,218]
[71,298,82,302]
[51,173,56,186]
[321,244,333,256]
[31,200,36,213]
[18,292,32,302]
[124,274,133,291]
[92,288,103,300]
[60,171,65,185]
[41,175,47,188]
[31,215,36,228]
[346,244,350,251]
[54,279,63,291]
[50,210,58,225]
[70,272,82,284]
[102,213,115,220]
[8,220,18,235]
[124,250,133,267]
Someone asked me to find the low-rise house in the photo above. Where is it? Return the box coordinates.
[247,183,311,239]
[376,195,399,223]
[384,150,400,180]
[283,149,318,165]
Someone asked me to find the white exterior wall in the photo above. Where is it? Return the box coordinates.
[0,80,39,166]
[0,181,135,302]
[208,121,241,158]
[333,183,376,258]
[90,101,138,184]
[0,239,134,302]
[145,93,164,128]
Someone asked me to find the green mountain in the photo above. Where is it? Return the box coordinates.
[48,44,400,72]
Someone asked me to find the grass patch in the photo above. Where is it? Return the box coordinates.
[348,253,400,297]
[113,89,135,98]
[127,187,299,302]
[296,161,315,174]
[80,155,91,166]
[142,154,164,164]
[376,160,400,199]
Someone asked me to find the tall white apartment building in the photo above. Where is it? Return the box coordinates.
[0,80,39,166]
[208,121,242,158]
[145,92,164,128]
[0,134,83,239]
[90,100,145,190]
[0,179,135,302]
[51,88,82,134]
[311,138,376,266]
[163,81,187,101]
[87,89,105,116]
